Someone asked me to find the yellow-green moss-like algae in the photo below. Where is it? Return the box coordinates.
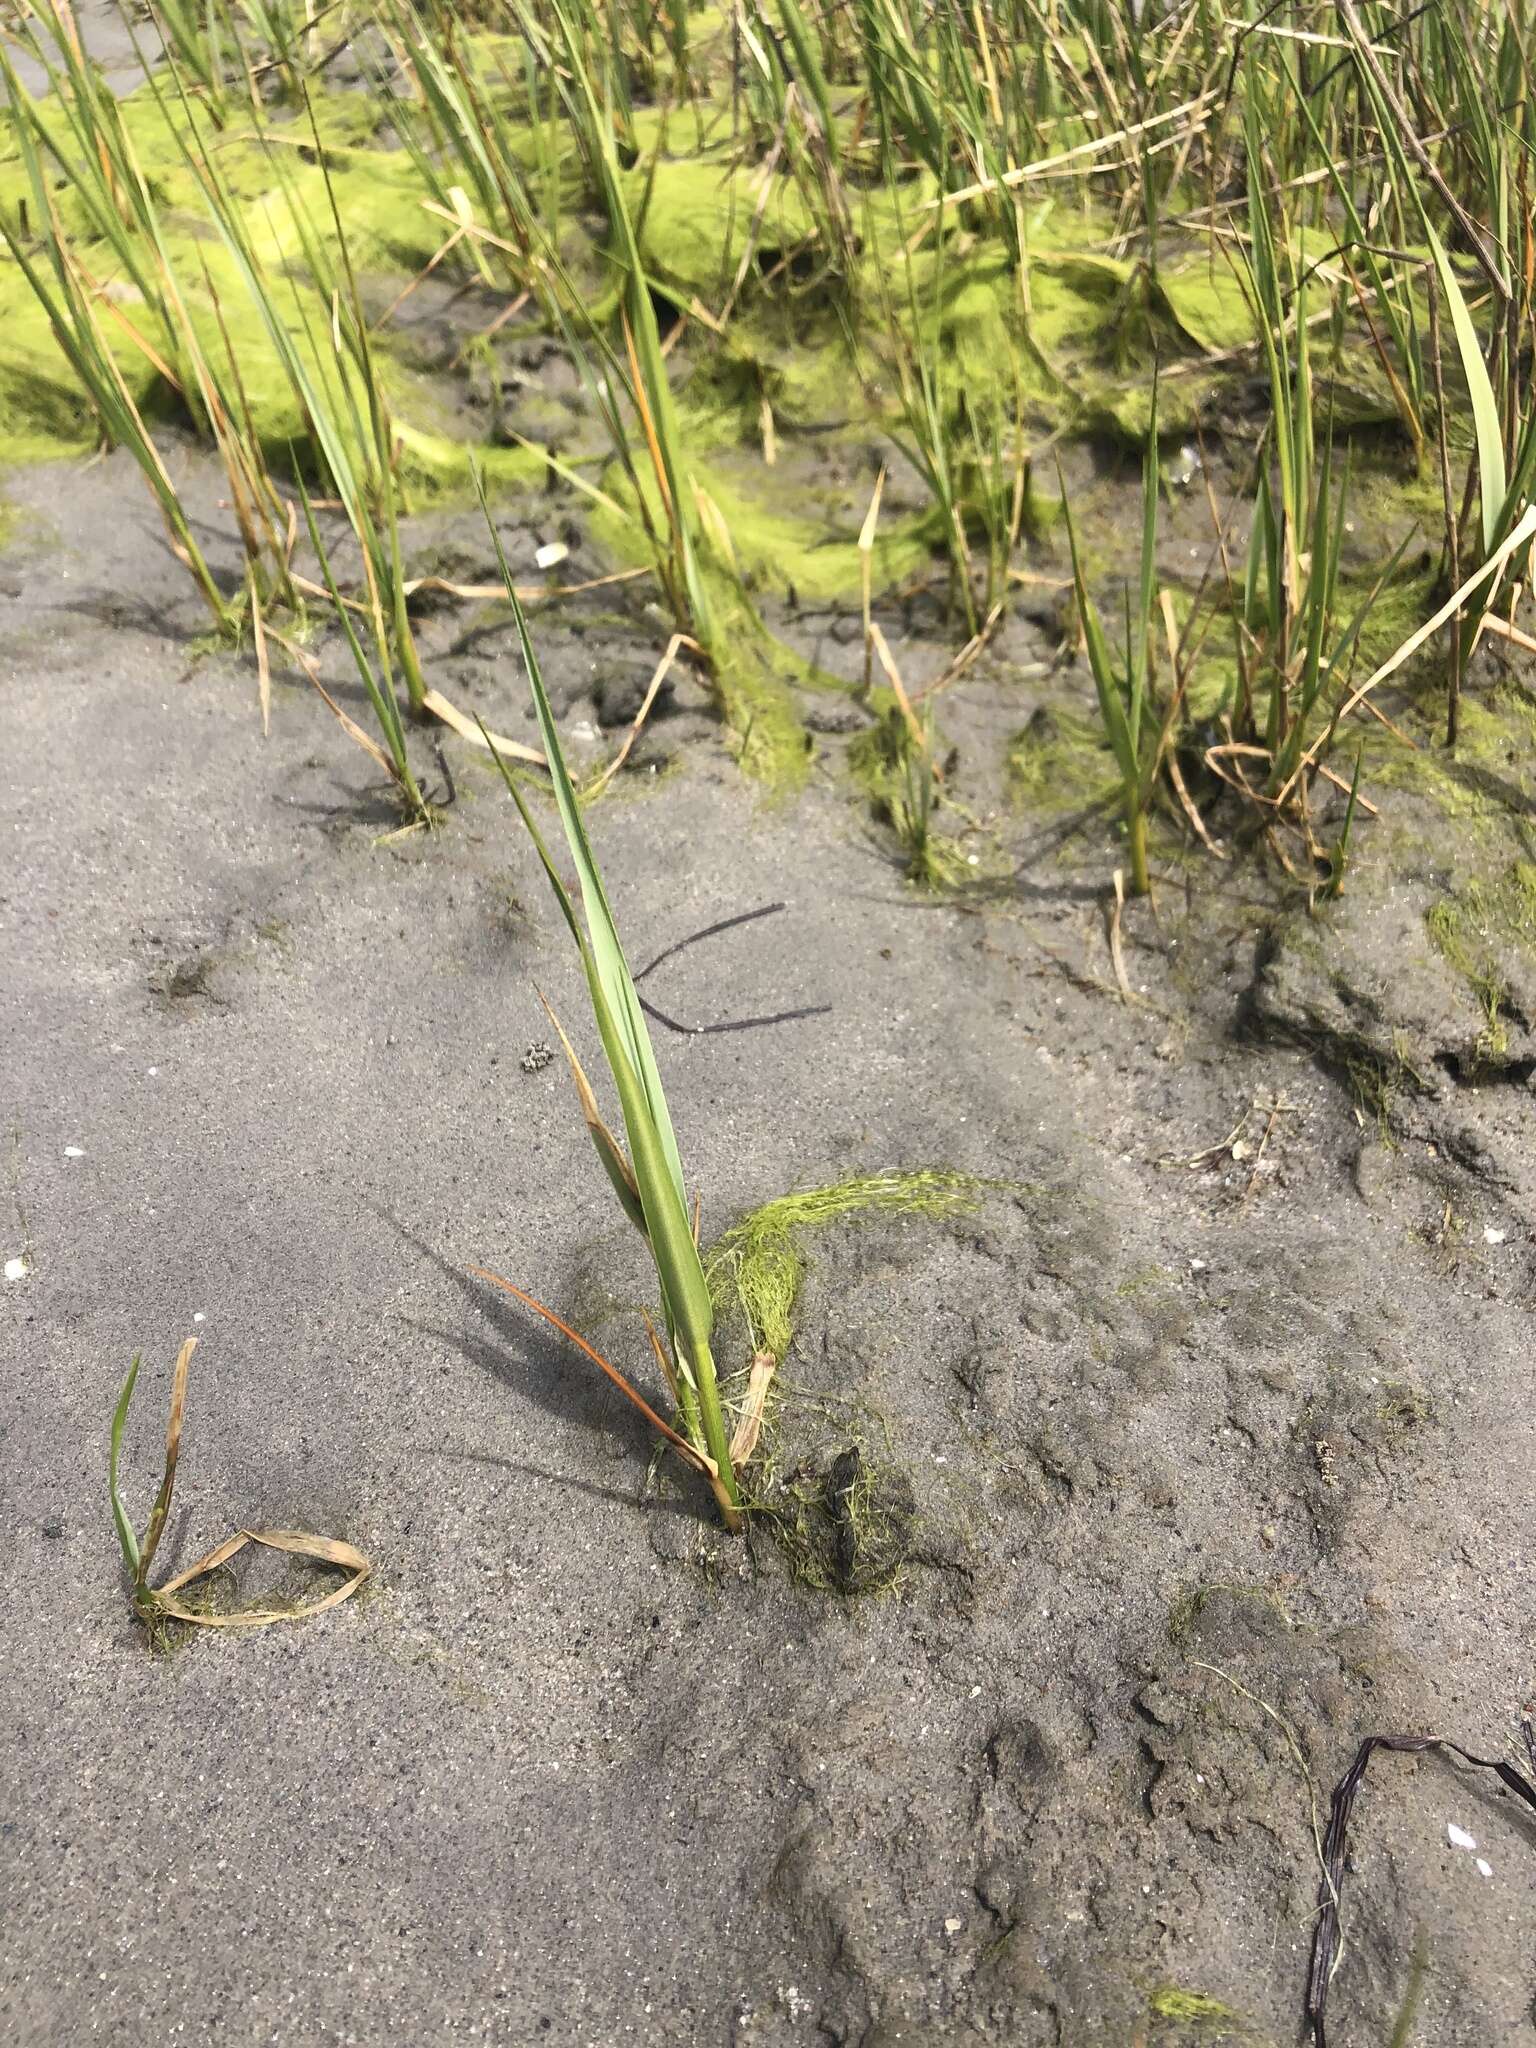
[706,1168,986,1361]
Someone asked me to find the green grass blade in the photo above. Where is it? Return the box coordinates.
[1129,366,1159,751]
[109,1356,143,1580]
[1060,486,1135,782]
[478,735,649,1238]
[1426,221,1507,554]
[477,485,692,1213]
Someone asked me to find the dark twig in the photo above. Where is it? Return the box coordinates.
[1308,1731,1536,2046]
[634,901,789,981]
[638,994,832,1037]
[633,901,831,1036]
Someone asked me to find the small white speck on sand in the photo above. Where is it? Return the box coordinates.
[64,1146,85,1158]
[1447,1823,1478,1851]
[1476,1858,1493,1879]
[4,1256,29,1282]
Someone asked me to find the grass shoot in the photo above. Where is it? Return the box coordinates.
[473,508,762,1528]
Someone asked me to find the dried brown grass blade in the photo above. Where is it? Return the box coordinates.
[913,600,1004,704]
[400,567,646,602]
[929,91,1217,206]
[867,622,931,761]
[250,573,271,738]
[153,1527,370,1627]
[1276,503,1536,803]
[125,1331,370,1630]
[585,634,697,799]
[374,223,466,330]
[728,1352,776,1468]
[621,309,674,525]
[533,987,643,1217]
[420,686,544,765]
[1167,745,1226,855]
[467,1264,706,1468]
[1479,611,1536,659]
[138,1334,196,1579]
[303,664,397,776]
[641,1307,682,1407]
[859,466,886,691]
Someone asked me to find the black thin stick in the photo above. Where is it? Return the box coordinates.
[634,901,831,1035]
[1308,1732,1536,2046]
[633,901,789,982]
[638,994,832,1037]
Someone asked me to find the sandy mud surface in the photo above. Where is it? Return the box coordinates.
[3,442,1535,2048]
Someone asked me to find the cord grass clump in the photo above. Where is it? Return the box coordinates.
[707,1168,986,1363]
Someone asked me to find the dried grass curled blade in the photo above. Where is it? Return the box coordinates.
[152,1527,371,1627]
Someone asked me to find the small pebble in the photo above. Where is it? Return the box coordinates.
[64,1146,85,1158]
[42,1520,63,1540]
[4,1256,27,1282]
[1447,1823,1477,1851]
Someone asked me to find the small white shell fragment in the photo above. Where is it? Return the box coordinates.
[1447,1823,1478,1851]
[1476,1858,1493,1878]
[64,1146,85,1158]
[193,1312,206,1324]
[534,541,568,570]
[4,1256,28,1282]
[1484,1226,1507,1244]
[943,1917,962,1935]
